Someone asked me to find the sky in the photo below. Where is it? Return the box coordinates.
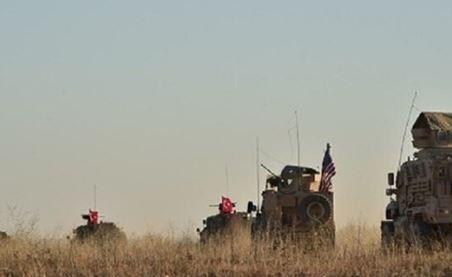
[1,1,452,236]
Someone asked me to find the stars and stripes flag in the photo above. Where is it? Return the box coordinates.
[319,143,336,193]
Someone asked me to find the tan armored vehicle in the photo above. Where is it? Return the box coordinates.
[197,197,253,244]
[382,112,452,246]
[72,210,126,244]
[251,164,335,246]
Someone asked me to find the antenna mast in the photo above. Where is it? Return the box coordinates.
[225,164,229,196]
[295,110,301,167]
[93,185,97,211]
[398,91,418,169]
[256,137,260,213]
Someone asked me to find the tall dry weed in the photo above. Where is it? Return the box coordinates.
[0,224,451,276]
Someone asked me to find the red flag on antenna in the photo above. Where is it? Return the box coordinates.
[221,197,234,214]
[89,210,99,225]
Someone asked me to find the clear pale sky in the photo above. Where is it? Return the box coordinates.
[1,1,452,235]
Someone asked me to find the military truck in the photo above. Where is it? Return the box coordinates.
[382,112,452,247]
[250,164,335,247]
[197,197,253,244]
[72,210,126,244]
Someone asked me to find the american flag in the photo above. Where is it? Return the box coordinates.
[319,143,336,193]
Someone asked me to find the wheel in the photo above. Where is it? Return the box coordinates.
[298,194,333,226]
[251,213,266,240]
[409,218,431,247]
[0,231,8,241]
[381,221,395,250]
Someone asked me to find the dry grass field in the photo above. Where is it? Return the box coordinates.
[0,224,452,276]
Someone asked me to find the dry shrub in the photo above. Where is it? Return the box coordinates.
[0,224,451,276]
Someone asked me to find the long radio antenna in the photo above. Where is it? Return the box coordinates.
[295,110,301,167]
[256,137,261,213]
[93,185,97,211]
[225,164,230,196]
[398,91,419,169]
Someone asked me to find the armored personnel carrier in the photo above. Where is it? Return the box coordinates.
[72,209,126,244]
[197,197,252,244]
[250,163,335,247]
[382,112,452,247]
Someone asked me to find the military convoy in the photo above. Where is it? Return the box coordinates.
[382,112,452,247]
[198,146,336,247]
[4,110,452,250]
[198,111,452,249]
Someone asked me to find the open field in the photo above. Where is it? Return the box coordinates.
[0,224,452,276]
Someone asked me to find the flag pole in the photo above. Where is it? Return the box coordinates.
[93,185,97,211]
[225,164,229,196]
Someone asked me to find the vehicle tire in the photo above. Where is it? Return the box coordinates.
[381,221,395,250]
[247,201,256,214]
[0,231,8,241]
[298,194,332,226]
[409,218,431,247]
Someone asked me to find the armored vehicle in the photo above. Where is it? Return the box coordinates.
[73,210,126,244]
[251,163,335,246]
[197,197,252,244]
[382,112,452,246]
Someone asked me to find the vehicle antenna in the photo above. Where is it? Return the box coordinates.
[398,91,419,169]
[256,137,261,213]
[295,110,301,167]
[225,164,229,196]
[93,185,97,211]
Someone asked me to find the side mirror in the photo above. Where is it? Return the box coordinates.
[196,228,200,233]
[202,219,206,225]
[386,188,397,196]
[247,201,257,214]
[388,173,395,186]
